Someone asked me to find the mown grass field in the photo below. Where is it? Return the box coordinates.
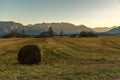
[0,36,120,80]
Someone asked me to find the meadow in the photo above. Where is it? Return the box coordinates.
[0,36,120,80]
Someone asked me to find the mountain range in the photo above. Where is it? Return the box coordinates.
[0,21,93,35]
[0,21,120,35]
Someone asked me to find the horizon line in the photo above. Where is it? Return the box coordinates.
[0,21,119,28]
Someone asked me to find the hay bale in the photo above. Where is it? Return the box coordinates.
[18,45,41,65]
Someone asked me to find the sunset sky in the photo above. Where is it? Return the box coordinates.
[0,0,120,27]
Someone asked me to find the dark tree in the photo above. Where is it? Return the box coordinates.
[47,27,54,37]
[37,31,48,38]
[37,27,55,38]
[21,29,26,38]
[60,30,63,38]
[80,31,98,37]
[70,34,77,38]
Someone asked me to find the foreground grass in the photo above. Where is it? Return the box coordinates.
[0,36,120,80]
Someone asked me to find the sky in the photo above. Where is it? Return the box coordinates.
[0,0,120,28]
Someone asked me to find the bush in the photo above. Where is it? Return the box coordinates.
[18,45,42,65]
[80,31,98,37]
[70,34,77,38]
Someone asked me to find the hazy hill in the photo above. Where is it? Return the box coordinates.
[0,21,24,35]
[93,26,116,32]
[105,26,120,34]
[0,21,93,35]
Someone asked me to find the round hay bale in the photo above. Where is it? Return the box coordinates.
[18,45,41,65]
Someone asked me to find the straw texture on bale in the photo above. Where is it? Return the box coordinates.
[18,45,41,65]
